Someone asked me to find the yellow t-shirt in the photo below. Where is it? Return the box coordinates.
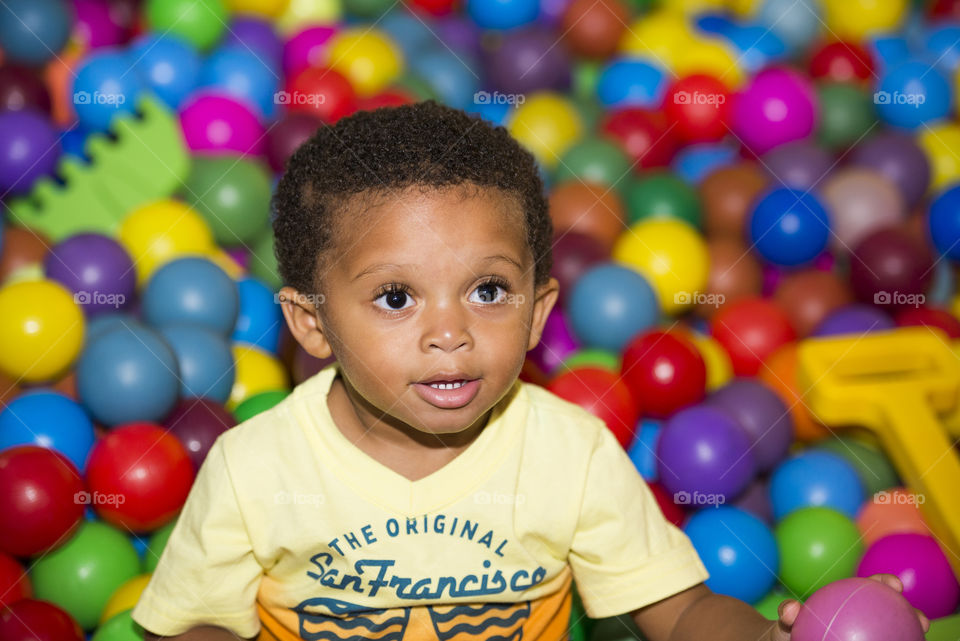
[131,364,708,640]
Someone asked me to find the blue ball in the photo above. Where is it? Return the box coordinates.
[77,324,180,426]
[466,0,538,30]
[128,34,201,110]
[875,60,952,129]
[199,45,280,118]
[749,187,830,266]
[925,24,960,73]
[0,390,95,473]
[85,313,141,345]
[379,10,436,57]
[410,49,480,111]
[929,184,960,259]
[468,100,512,126]
[722,24,788,73]
[143,257,239,336]
[671,143,738,184]
[596,59,667,108]
[769,451,865,520]
[757,0,819,53]
[684,506,779,604]
[60,127,90,162]
[159,325,235,403]
[867,35,913,73]
[72,49,144,132]
[232,277,282,352]
[627,419,662,481]
[0,0,71,65]
[567,263,660,352]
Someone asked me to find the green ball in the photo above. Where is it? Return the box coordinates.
[143,519,176,573]
[571,96,605,133]
[343,0,395,19]
[393,72,437,101]
[93,610,143,641]
[572,60,602,101]
[233,388,290,422]
[554,137,632,191]
[31,521,140,629]
[775,507,864,600]
[624,172,702,228]
[182,156,272,245]
[753,589,788,620]
[145,0,226,49]
[249,231,282,291]
[926,613,960,641]
[812,435,899,496]
[816,83,877,150]
[562,349,621,372]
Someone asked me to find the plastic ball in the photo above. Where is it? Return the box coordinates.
[612,219,709,315]
[226,0,289,16]
[875,60,951,129]
[896,306,960,337]
[158,325,235,403]
[730,67,818,155]
[233,389,289,422]
[663,74,731,143]
[809,40,875,84]
[857,533,960,619]
[624,171,702,228]
[162,398,234,470]
[560,0,628,59]
[275,0,341,33]
[266,112,321,172]
[282,25,337,78]
[0,279,84,383]
[100,574,151,624]
[0,390,95,473]
[701,162,770,238]
[812,304,895,337]
[0,599,84,641]
[617,10,693,68]
[232,277,283,352]
[684,507,779,604]
[749,187,830,267]
[761,141,832,190]
[0,0,72,65]
[685,331,733,391]
[199,45,280,119]
[710,298,795,376]
[283,66,357,122]
[0,63,52,113]
[229,344,289,410]
[776,507,865,600]
[466,0,538,30]
[657,405,755,503]
[626,418,661,480]
[528,307,579,374]
[620,329,706,419]
[0,446,84,557]
[697,237,762,318]
[223,17,284,69]
[44,233,135,317]
[756,0,820,53]
[485,28,571,96]
[548,181,626,251]
[596,59,666,109]
[707,379,792,473]
[31,520,140,630]
[816,83,876,150]
[76,324,180,426]
[919,122,960,191]
[849,227,932,308]
[408,49,479,111]
[145,0,227,49]
[547,367,639,448]
[856,488,928,546]
[0,553,30,606]
[822,0,909,42]
[182,156,272,245]
[72,0,127,48]
[600,107,678,168]
[142,257,238,335]
[773,270,851,337]
[118,199,216,286]
[142,520,175,573]
[822,167,907,251]
[72,49,144,133]
[508,93,582,169]
[0,109,61,195]
[849,132,930,207]
[793,577,924,641]
[179,93,266,156]
[928,184,960,259]
[553,137,631,194]
[325,28,403,98]
[770,451,865,520]
[566,263,659,353]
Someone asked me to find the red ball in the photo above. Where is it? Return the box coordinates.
[600,108,679,169]
[620,330,707,419]
[357,88,417,111]
[895,307,960,338]
[648,481,685,527]
[410,0,456,16]
[0,446,84,557]
[809,41,874,84]
[284,67,358,123]
[86,423,194,532]
[0,599,83,641]
[663,74,731,143]
[547,367,640,448]
[710,298,796,376]
[0,553,31,607]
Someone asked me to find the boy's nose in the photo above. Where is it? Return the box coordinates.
[421,303,474,353]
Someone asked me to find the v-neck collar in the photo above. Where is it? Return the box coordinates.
[291,363,526,516]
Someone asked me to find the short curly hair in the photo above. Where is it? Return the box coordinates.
[272,100,553,297]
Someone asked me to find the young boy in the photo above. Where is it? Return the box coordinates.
[131,101,920,641]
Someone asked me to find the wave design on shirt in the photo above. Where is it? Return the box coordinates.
[294,597,411,641]
[427,602,530,641]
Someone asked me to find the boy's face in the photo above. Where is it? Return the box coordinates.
[281,185,558,436]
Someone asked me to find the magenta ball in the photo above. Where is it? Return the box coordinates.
[73,0,127,48]
[283,25,337,78]
[731,67,818,155]
[857,533,960,619]
[528,307,579,374]
[793,577,925,641]
[180,93,265,156]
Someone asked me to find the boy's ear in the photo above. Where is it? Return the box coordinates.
[526,277,560,352]
[278,286,334,360]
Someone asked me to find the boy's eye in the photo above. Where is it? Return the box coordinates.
[374,289,414,311]
[469,282,507,304]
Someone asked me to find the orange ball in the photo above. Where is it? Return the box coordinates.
[700,162,770,239]
[856,488,929,546]
[774,270,852,338]
[560,0,629,59]
[548,181,626,251]
[759,343,830,441]
[697,237,762,318]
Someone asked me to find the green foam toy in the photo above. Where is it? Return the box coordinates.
[7,95,190,242]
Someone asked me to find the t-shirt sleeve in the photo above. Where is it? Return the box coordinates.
[567,425,709,619]
[131,436,264,638]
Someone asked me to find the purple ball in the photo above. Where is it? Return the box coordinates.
[528,307,579,374]
[812,304,895,337]
[0,109,61,194]
[162,398,236,471]
[223,17,283,70]
[849,132,930,206]
[484,27,571,95]
[763,141,833,189]
[707,379,793,473]
[44,233,135,316]
[793,577,925,641]
[538,0,574,25]
[435,16,482,61]
[657,405,756,503]
[732,477,773,524]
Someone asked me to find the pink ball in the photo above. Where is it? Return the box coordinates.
[857,533,960,619]
[793,577,924,641]
[731,68,818,155]
[179,93,266,156]
[528,307,579,374]
[73,0,127,48]
[283,26,338,78]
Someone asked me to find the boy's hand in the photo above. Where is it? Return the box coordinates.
[769,574,930,640]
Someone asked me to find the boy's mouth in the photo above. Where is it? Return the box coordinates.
[413,374,481,409]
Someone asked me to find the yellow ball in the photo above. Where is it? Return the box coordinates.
[687,331,733,391]
[822,0,908,41]
[100,574,152,624]
[225,0,290,17]
[0,279,85,382]
[919,123,960,192]
[612,219,710,315]
[325,28,403,98]
[728,0,761,18]
[275,0,342,34]
[662,0,727,16]
[118,200,216,287]
[229,344,289,410]
[508,93,583,170]
[674,38,744,88]
[618,10,694,70]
